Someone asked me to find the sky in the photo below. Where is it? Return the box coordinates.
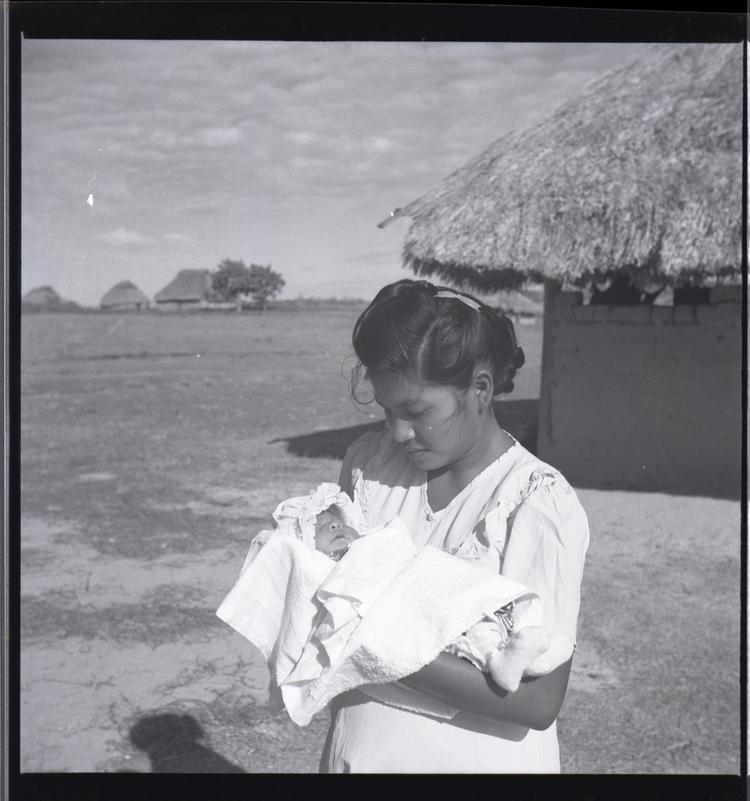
[21,40,645,306]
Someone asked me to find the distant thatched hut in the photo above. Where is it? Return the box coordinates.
[22,286,82,312]
[380,43,742,497]
[100,280,150,311]
[154,270,213,311]
[23,285,62,307]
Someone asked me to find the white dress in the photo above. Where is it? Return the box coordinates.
[321,428,590,774]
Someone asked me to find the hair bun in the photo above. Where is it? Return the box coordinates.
[512,347,525,369]
[496,311,517,341]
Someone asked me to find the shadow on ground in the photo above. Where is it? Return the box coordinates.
[272,399,540,460]
[128,713,246,773]
[270,396,741,499]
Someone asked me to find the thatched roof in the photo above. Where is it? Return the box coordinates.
[100,280,150,309]
[23,285,62,306]
[382,43,742,291]
[154,270,212,303]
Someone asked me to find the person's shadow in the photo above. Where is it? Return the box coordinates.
[128,712,246,773]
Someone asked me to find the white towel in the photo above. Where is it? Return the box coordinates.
[216,532,332,696]
[217,517,544,726]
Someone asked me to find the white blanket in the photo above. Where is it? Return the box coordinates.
[217,516,544,726]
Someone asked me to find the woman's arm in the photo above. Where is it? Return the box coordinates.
[398,652,572,731]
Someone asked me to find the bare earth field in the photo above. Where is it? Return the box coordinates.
[20,309,740,773]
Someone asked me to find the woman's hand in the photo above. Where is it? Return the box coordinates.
[398,652,572,731]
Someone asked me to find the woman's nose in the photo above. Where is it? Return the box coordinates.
[391,417,416,443]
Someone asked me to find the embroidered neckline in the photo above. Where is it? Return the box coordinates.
[420,432,522,520]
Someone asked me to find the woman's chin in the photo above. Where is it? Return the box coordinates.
[405,448,434,467]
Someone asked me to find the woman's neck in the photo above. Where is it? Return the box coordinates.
[427,419,514,503]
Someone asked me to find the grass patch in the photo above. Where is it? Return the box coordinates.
[20,311,739,773]
[22,584,216,646]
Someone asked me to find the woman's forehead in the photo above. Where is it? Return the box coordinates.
[369,371,456,405]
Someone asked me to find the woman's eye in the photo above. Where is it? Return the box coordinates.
[382,406,426,423]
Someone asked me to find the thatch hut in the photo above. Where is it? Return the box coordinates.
[382,43,740,291]
[154,269,213,310]
[100,280,150,311]
[22,286,83,312]
[22,285,63,307]
[380,43,742,497]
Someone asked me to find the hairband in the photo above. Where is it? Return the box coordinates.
[433,289,483,312]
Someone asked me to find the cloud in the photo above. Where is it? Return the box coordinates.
[22,38,648,305]
[100,228,156,248]
[345,248,402,264]
[365,136,400,154]
[285,130,318,146]
[201,127,246,148]
[25,40,640,212]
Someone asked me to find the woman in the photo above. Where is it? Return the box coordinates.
[320,279,590,773]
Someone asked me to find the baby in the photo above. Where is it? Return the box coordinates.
[278,485,549,692]
[312,505,360,561]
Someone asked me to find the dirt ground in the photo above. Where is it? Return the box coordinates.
[19,309,741,773]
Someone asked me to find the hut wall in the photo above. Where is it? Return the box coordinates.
[537,282,741,498]
[103,302,148,311]
[154,300,204,311]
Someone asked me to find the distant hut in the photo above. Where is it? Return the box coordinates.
[22,286,82,312]
[379,43,741,497]
[100,280,150,311]
[23,285,62,307]
[153,269,213,311]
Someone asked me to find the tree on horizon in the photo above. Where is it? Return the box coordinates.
[212,259,285,311]
[248,263,285,311]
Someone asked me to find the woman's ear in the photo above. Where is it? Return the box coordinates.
[473,369,495,410]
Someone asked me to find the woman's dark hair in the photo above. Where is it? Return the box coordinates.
[352,279,525,397]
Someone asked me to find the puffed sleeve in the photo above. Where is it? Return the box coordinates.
[500,474,590,675]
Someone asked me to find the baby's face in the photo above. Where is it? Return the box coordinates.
[314,507,359,555]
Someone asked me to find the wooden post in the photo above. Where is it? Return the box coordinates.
[537,279,561,459]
